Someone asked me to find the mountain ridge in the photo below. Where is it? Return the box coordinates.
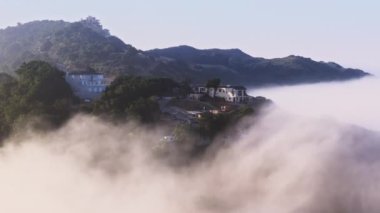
[146,45,369,85]
[0,18,370,86]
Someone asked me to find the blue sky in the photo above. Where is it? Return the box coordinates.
[0,0,379,72]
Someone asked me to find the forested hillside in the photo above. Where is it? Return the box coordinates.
[0,17,369,86]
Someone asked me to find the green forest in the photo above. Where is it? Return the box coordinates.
[0,61,267,146]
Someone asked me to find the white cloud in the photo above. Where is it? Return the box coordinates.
[250,77,380,131]
[1,101,380,212]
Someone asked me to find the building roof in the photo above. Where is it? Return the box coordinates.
[67,71,103,75]
[194,85,246,90]
[224,85,246,90]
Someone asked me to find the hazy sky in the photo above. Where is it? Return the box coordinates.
[0,0,379,73]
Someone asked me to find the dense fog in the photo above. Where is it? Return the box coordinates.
[250,77,380,131]
[1,77,380,212]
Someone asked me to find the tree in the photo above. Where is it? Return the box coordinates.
[94,76,179,122]
[206,78,221,98]
[16,61,75,105]
[0,73,14,85]
[80,16,110,37]
[198,112,228,138]
[0,75,17,138]
[126,98,160,123]
[177,80,192,98]
[0,61,77,139]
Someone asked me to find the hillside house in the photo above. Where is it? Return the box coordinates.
[191,85,251,103]
[65,71,109,101]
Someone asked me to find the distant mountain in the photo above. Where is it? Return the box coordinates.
[0,17,195,80]
[0,18,369,86]
[146,45,369,85]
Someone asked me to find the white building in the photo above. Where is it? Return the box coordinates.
[65,71,109,101]
[192,85,251,103]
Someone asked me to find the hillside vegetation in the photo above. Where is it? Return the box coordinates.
[0,61,77,139]
[147,45,369,85]
[0,61,270,151]
[0,17,369,86]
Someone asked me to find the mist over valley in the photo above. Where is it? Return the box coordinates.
[0,1,379,212]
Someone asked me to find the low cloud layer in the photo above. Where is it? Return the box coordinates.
[250,77,380,131]
[1,100,380,212]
